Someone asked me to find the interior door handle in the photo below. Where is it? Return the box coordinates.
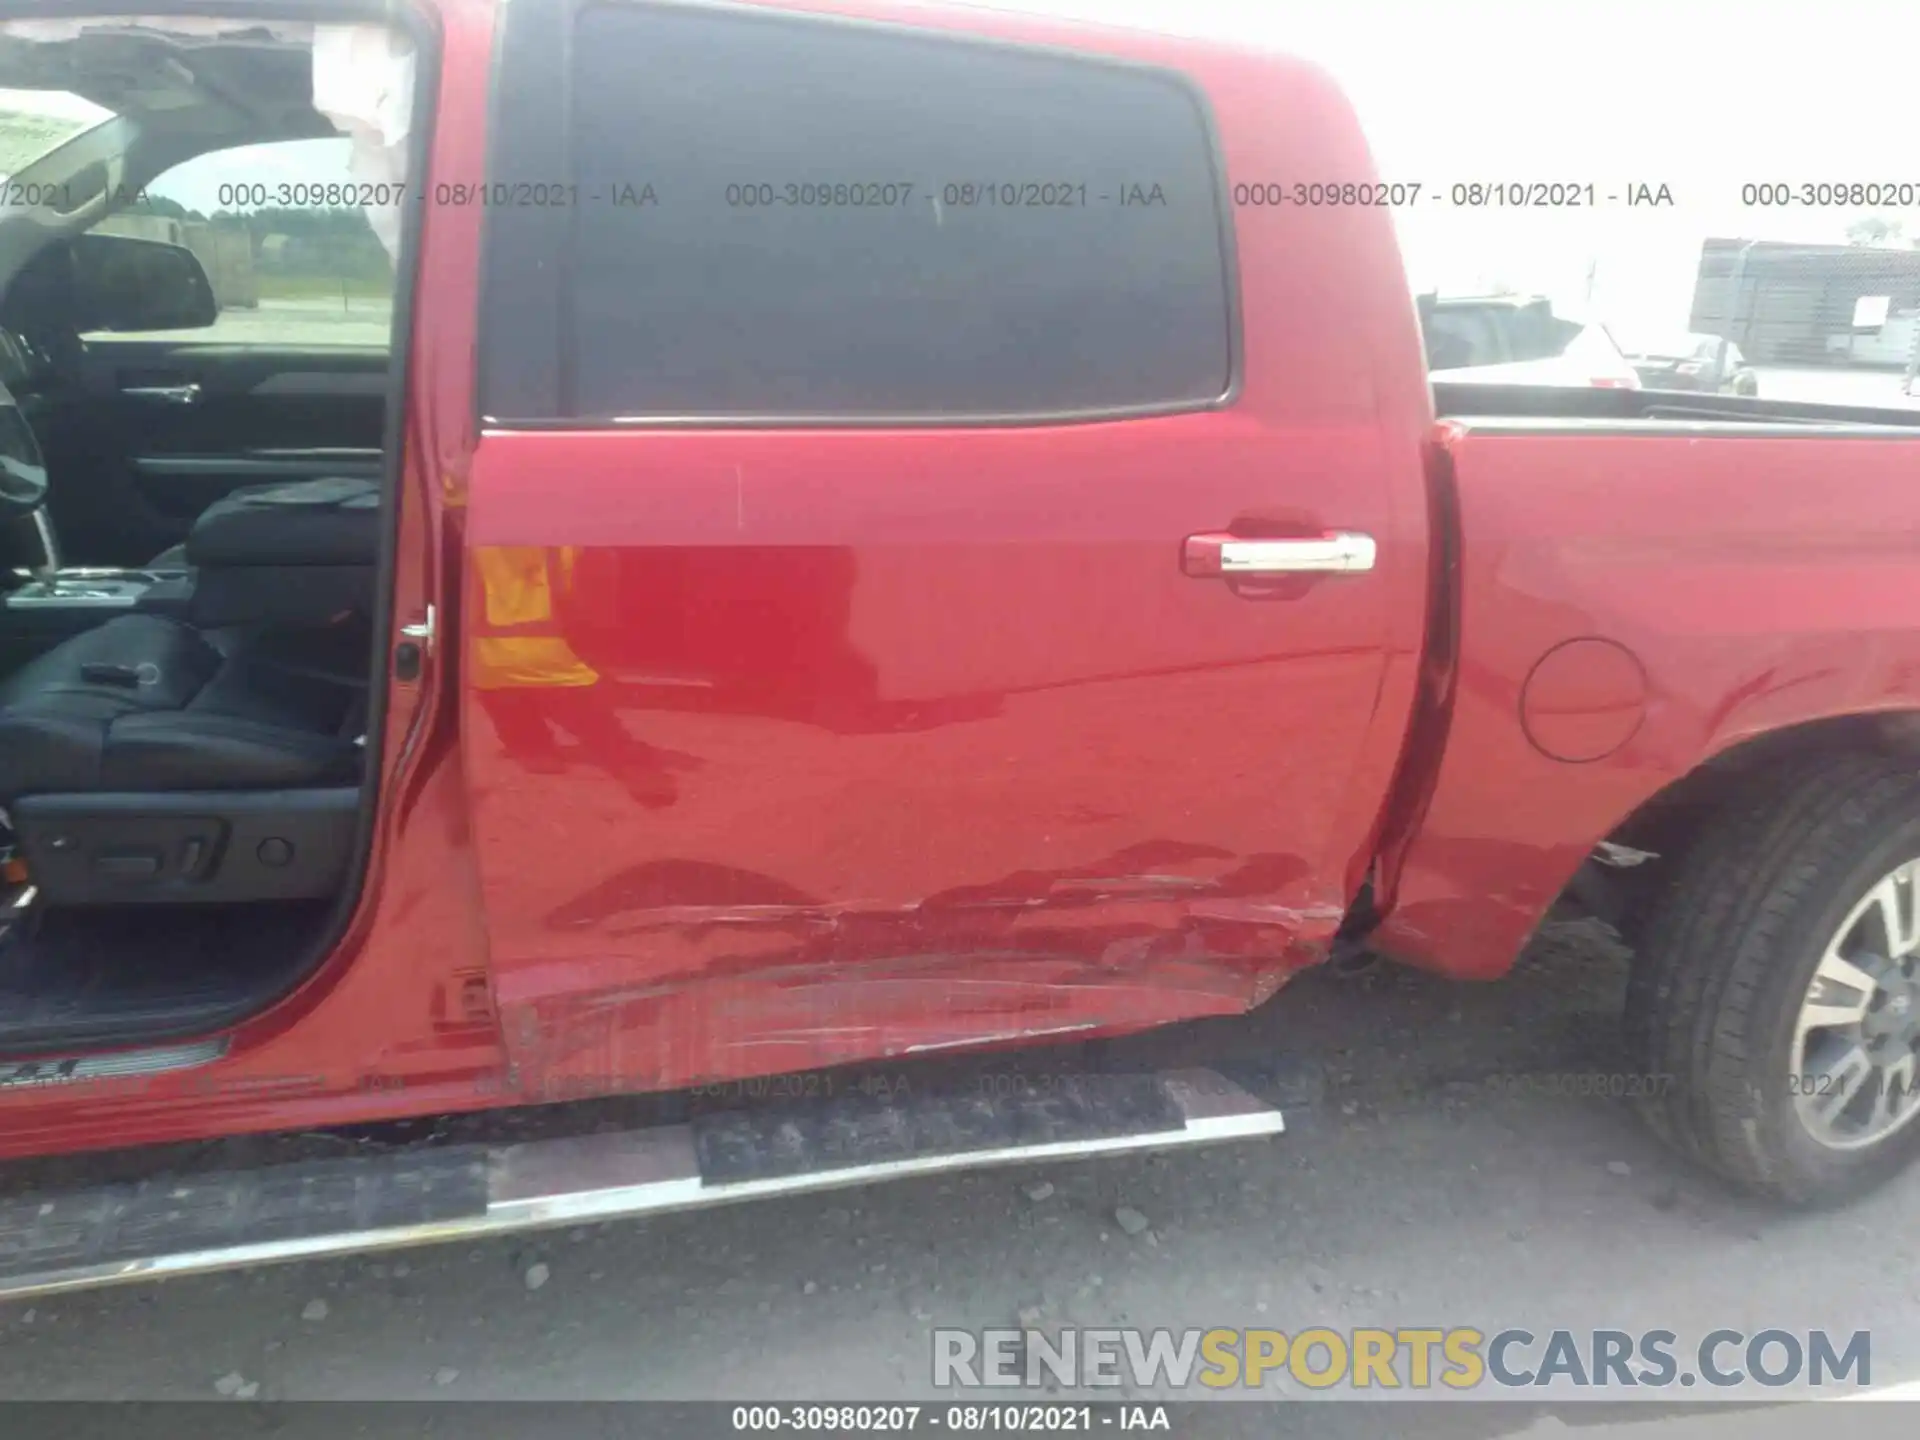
[1183,531,1377,578]
[121,384,202,405]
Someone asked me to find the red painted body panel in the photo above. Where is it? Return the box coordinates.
[459,0,1434,1092]
[0,0,501,1159]
[4,0,1919,1165]
[1374,423,1920,978]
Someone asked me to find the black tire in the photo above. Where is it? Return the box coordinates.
[1625,751,1920,1205]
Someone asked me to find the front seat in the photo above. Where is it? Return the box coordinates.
[0,614,365,905]
[0,614,363,799]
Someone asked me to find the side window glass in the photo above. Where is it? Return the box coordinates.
[87,137,393,347]
[484,2,1234,422]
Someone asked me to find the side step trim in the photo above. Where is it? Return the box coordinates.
[0,1067,1280,1300]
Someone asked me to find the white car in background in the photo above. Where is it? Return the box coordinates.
[1419,292,1642,389]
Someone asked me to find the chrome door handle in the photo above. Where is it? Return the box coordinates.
[121,384,202,405]
[1183,531,1377,578]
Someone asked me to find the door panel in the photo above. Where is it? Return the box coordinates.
[464,417,1423,1091]
[457,0,1439,1091]
[36,341,387,564]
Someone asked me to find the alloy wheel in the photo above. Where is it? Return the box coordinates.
[1792,859,1920,1149]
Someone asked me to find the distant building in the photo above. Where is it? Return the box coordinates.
[1690,239,1920,368]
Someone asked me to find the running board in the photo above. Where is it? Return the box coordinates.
[0,1068,1281,1300]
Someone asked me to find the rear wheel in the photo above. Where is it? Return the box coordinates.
[1626,752,1920,1204]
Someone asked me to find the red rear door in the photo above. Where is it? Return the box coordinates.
[463,0,1432,1092]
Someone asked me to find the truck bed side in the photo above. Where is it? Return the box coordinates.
[1374,414,1920,978]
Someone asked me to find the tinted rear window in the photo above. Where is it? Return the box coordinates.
[530,3,1235,422]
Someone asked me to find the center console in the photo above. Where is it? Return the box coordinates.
[8,569,168,609]
[1,504,190,671]
[2,567,183,673]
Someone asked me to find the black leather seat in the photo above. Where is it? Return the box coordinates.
[152,476,381,628]
[0,613,363,803]
[0,474,378,905]
[149,476,380,575]
[186,477,380,567]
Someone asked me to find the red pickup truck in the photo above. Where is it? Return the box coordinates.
[2,0,1919,1297]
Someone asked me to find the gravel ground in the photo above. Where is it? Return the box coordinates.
[1,921,1916,1438]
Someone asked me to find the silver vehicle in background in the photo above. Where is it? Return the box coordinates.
[1418,291,1643,389]
[1624,333,1761,395]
